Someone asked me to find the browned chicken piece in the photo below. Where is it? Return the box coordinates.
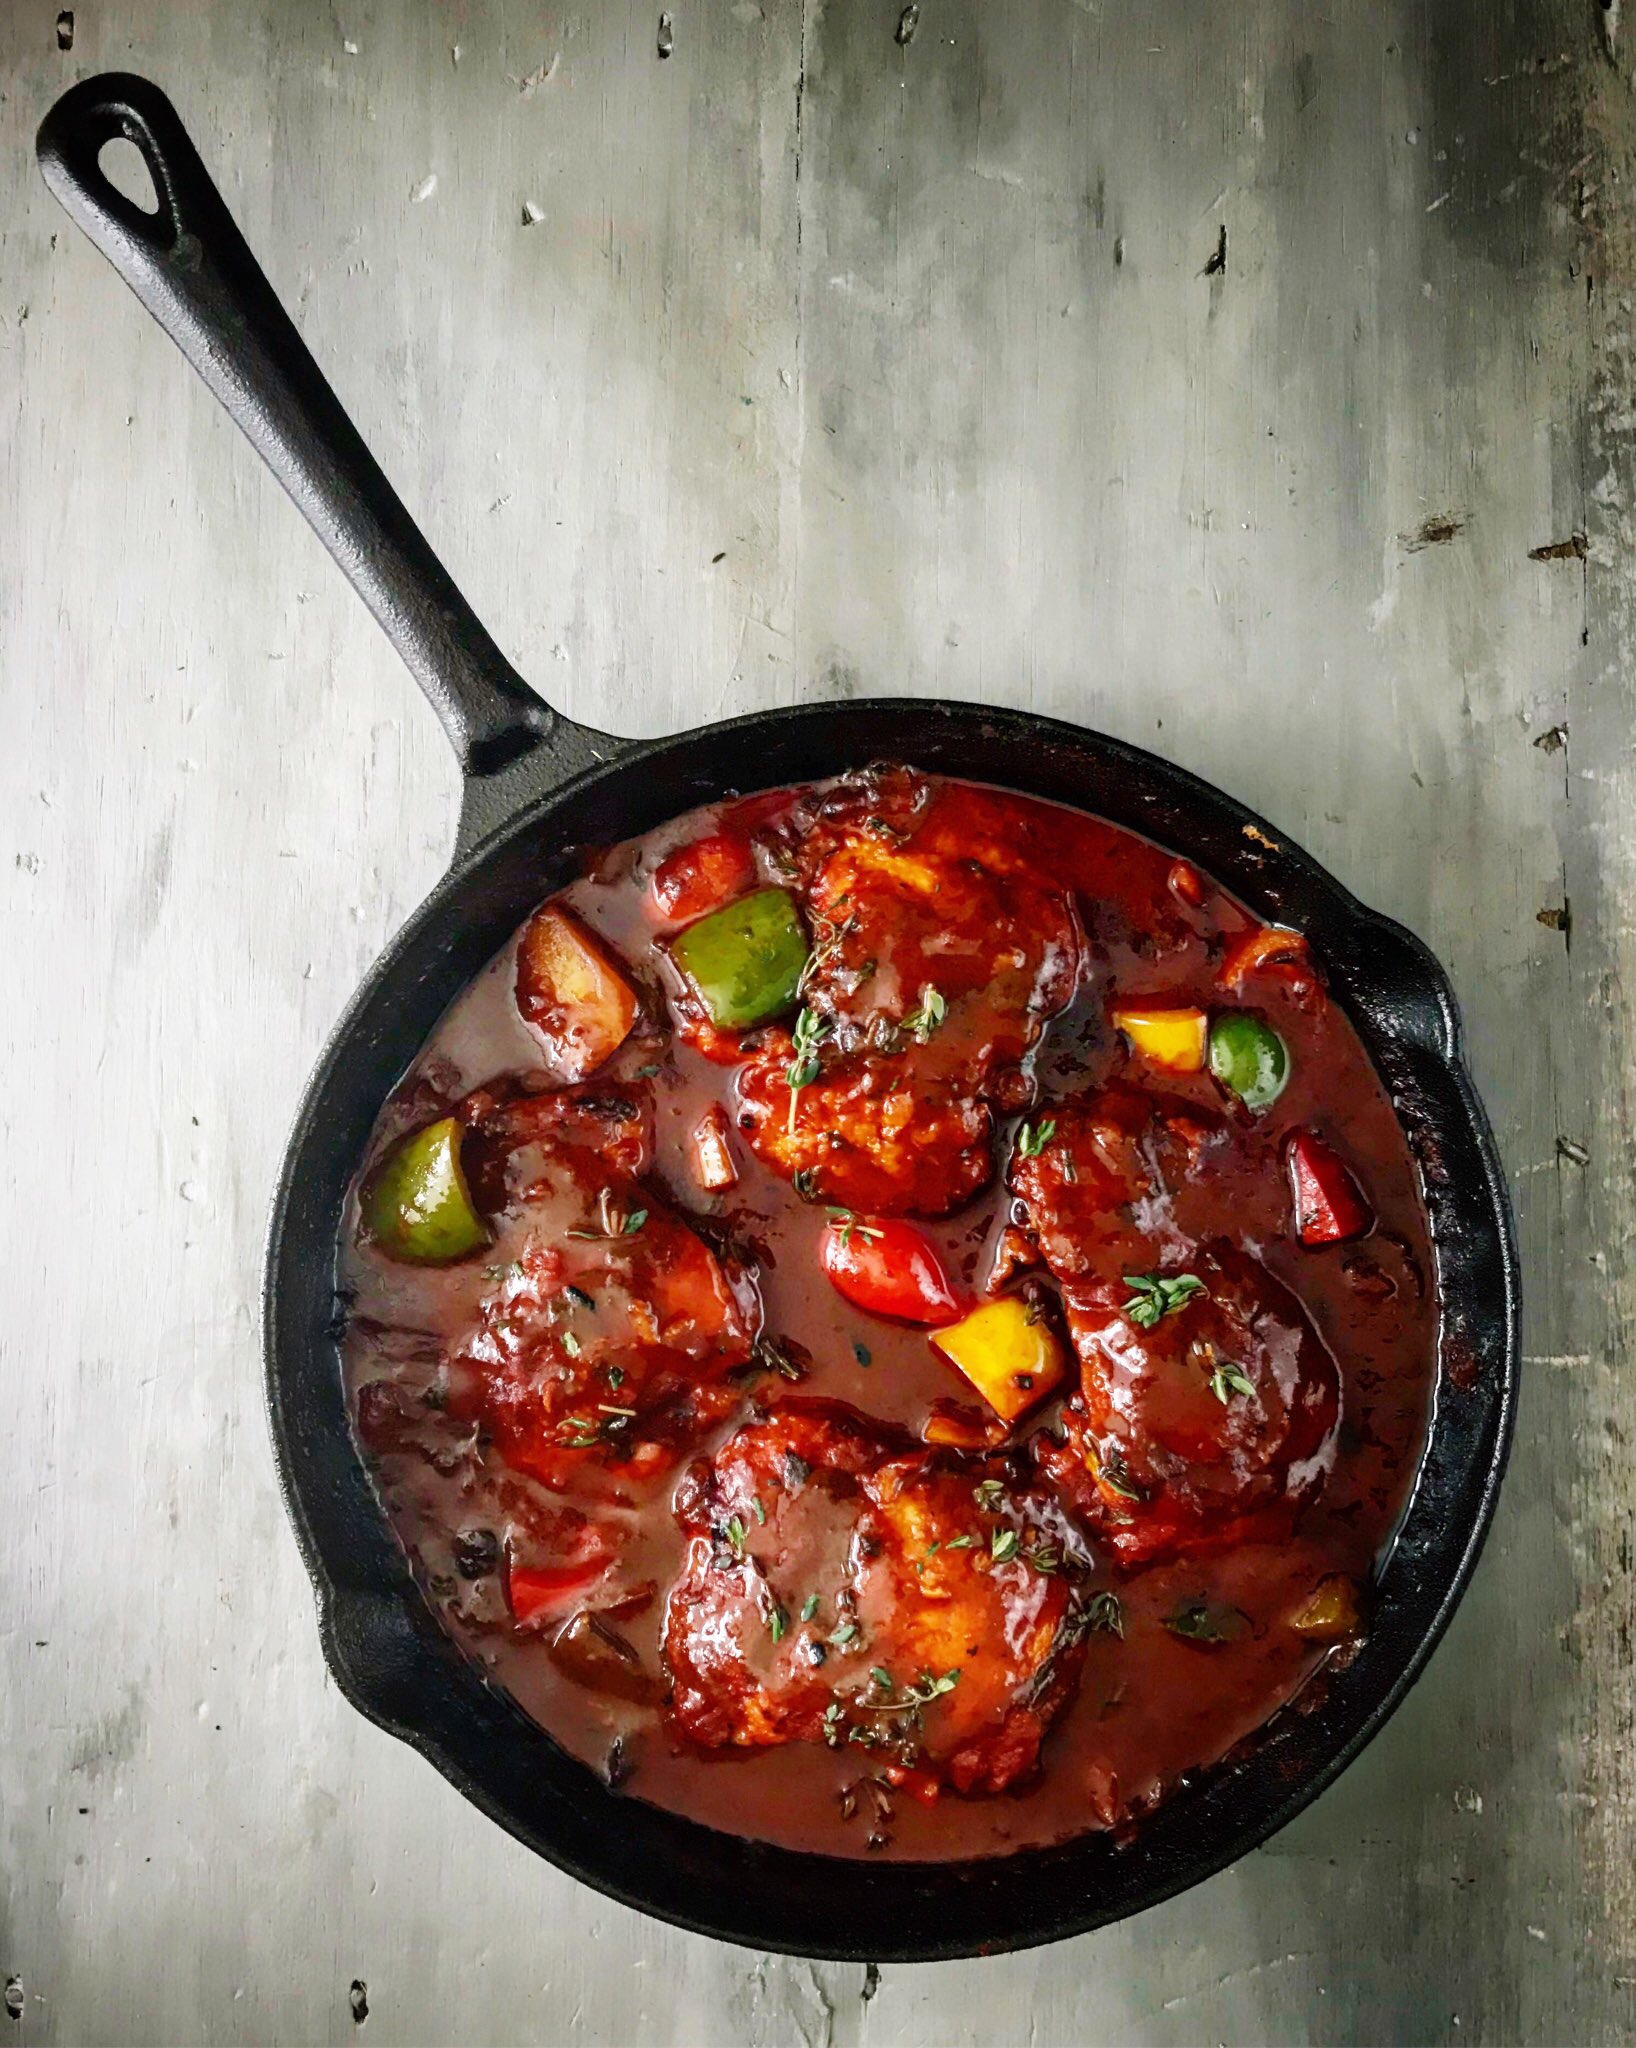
[775,757,1191,955]
[862,1454,1089,1794]
[663,1401,1089,1794]
[460,1078,655,1205]
[445,1135,753,1492]
[1007,1085,1228,1285]
[1010,1086,1339,1562]
[1034,1244,1341,1565]
[731,767,1081,1215]
[734,1038,995,1217]
[796,829,1079,1078]
[663,1402,886,1750]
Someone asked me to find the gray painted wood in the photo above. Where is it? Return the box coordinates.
[0,0,1628,2040]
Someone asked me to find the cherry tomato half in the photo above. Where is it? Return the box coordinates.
[820,1214,962,1325]
[648,831,757,924]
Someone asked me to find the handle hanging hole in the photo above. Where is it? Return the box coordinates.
[98,135,159,215]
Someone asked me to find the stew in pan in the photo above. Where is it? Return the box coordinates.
[341,764,1436,1860]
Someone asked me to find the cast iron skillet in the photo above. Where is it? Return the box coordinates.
[38,74,1518,1961]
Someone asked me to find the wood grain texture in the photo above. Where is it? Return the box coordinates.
[0,0,1629,2041]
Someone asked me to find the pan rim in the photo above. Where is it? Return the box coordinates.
[263,695,1518,1960]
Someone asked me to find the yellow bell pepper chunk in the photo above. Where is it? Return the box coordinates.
[1288,1574,1361,1639]
[1111,1004,1209,1074]
[929,1296,1067,1423]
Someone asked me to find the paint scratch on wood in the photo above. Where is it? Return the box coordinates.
[510,54,560,96]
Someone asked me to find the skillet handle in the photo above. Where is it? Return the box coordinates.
[37,73,561,781]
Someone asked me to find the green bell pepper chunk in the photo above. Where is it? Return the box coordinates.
[670,887,810,1029]
[365,1116,489,1263]
[1208,1012,1289,1111]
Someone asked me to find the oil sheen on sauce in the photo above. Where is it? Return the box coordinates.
[340,769,1438,1862]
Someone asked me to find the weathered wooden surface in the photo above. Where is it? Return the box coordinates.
[1,0,1631,2040]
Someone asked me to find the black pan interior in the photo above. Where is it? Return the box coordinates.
[266,697,1517,1962]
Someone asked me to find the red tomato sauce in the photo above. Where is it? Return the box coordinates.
[340,766,1437,1860]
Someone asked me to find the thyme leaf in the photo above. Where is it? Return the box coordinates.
[1209,1360,1257,1403]
[748,1332,805,1383]
[903,985,947,1043]
[1085,1590,1125,1638]
[1095,1445,1142,1502]
[1122,1271,1206,1329]
[1164,1598,1245,1644]
[1014,1118,1058,1161]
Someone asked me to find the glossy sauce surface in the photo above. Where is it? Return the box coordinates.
[341,768,1437,1860]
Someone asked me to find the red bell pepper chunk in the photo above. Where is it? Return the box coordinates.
[648,831,757,925]
[1286,1130,1370,1247]
[507,1553,613,1626]
[1220,923,1312,992]
[882,1762,943,1807]
[820,1214,962,1325]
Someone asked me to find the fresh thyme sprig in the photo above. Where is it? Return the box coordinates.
[825,1207,884,1249]
[902,985,947,1043]
[785,1006,831,1132]
[1014,1118,1057,1161]
[1122,1271,1206,1329]
[859,1667,961,1714]
[567,1188,648,1241]
[1209,1360,1256,1403]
